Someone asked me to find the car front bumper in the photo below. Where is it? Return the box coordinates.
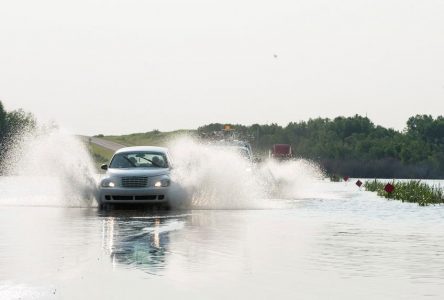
[98,186,170,204]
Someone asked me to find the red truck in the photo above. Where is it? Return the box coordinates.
[270,144,293,160]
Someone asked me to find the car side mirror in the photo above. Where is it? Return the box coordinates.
[101,164,108,170]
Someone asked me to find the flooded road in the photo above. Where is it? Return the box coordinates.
[1,181,444,299]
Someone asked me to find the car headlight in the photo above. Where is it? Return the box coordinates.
[101,179,116,188]
[153,178,170,187]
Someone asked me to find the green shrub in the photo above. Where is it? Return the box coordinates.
[364,179,443,206]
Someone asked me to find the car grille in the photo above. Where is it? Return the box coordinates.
[121,176,148,188]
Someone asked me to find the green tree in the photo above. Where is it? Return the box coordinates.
[0,102,7,139]
[0,101,37,168]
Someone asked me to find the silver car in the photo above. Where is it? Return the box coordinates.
[97,146,172,208]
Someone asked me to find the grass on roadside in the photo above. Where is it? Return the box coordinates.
[87,143,114,169]
[365,179,444,206]
[101,130,196,147]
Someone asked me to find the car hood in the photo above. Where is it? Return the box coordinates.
[106,168,170,177]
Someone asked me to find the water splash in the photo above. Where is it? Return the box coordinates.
[167,136,326,209]
[0,130,327,209]
[260,159,326,200]
[0,125,97,207]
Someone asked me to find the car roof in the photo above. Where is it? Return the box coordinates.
[115,146,168,154]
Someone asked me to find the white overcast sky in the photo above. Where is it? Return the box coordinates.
[1,0,443,135]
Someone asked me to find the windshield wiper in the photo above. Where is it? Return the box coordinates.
[138,157,163,168]
[122,156,137,167]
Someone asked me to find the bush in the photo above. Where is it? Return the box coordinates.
[365,179,444,206]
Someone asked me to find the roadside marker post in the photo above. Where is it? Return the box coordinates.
[356,180,363,188]
[384,183,395,194]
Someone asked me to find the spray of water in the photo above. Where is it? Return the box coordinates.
[167,137,266,209]
[0,125,97,207]
[260,159,326,200]
[167,136,326,209]
[0,128,327,209]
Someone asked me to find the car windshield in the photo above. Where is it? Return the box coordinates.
[109,151,169,169]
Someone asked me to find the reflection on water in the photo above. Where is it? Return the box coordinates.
[100,210,188,274]
[1,180,444,299]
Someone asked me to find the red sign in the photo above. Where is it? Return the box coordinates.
[356,180,363,187]
[343,176,350,182]
[272,144,292,155]
[384,183,395,194]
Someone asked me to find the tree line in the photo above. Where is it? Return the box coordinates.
[198,115,444,179]
[0,101,36,170]
[2,99,443,179]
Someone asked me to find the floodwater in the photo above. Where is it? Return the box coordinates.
[1,179,444,300]
[2,132,444,299]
